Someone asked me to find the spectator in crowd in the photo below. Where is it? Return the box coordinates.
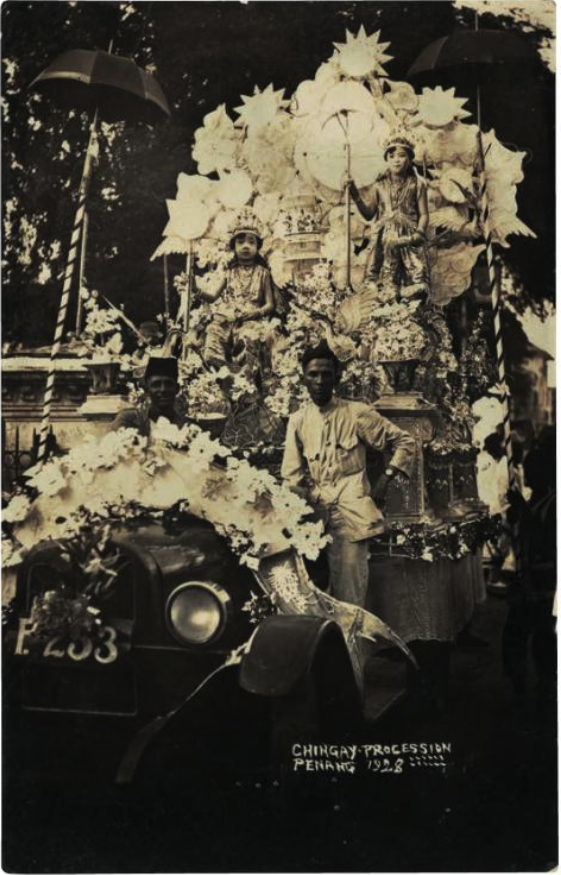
[502,426,557,710]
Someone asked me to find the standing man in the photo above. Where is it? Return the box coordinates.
[111,356,189,439]
[281,341,415,608]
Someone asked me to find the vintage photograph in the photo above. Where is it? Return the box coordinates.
[1,1,556,871]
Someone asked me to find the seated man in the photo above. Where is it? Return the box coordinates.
[111,356,189,439]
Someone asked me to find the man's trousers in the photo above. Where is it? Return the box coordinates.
[326,535,369,608]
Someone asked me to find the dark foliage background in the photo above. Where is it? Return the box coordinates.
[2,1,554,346]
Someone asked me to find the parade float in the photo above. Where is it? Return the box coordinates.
[3,26,532,693]
[147,26,528,642]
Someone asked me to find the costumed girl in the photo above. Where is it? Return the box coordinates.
[198,209,276,375]
[348,132,430,303]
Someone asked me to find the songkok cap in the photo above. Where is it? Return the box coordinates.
[301,340,341,371]
[144,356,178,382]
[228,207,264,248]
[383,132,415,161]
[139,321,163,340]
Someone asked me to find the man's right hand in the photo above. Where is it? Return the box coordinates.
[372,473,391,501]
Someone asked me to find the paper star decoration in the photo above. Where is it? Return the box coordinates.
[417,86,471,127]
[234,84,290,130]
[333,27,393,78]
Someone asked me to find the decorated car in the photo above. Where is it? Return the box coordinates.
[3,422,408,789]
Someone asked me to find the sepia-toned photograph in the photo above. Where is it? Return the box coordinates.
[1,1,556,871]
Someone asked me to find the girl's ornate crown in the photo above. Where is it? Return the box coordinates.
[383,132,416,160]
[228,207,264,242]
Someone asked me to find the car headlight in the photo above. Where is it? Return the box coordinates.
[165,582,231,645]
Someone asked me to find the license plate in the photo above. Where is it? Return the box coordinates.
[14,616,132,666]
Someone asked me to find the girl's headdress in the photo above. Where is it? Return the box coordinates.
[383,132,415,162]
[228,208,264,248]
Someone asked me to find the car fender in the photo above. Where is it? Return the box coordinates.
[238,614,355,698]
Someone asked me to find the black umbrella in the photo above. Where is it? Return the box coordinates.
[31,48,170,124]
[32,47,171,463]
[407,28,539,84]
[408,25,540,507]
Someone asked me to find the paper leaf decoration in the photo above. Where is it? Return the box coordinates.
[234,84,290,130]
[417,86,471,128]
[164,199,211,241]
[333,27,393,78]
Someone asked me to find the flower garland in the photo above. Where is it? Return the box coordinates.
[370,513,502,562]
[3,422,330,575]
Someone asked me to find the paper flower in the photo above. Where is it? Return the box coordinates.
[421,123,478,167]
[25,462,68,497]
[208,208,238,241]
[436,167,475,204]
[241,115,296,194]
[430,242,485,306]
[3,493,32,524]
[216,169,253,209]
[417,86,471,128]
[333,27,393,79]
[253,193,281,227]
[192,104,239,175]
[291,62,341,119]
[234,84,290,131]
[176,173,217,203]
[385,80,418,114]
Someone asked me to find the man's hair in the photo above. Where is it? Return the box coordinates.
[301,340,341,372]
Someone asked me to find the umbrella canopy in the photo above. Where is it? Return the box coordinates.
[151,236,191,260]
[31,49,171,124]
[408,29,539,83]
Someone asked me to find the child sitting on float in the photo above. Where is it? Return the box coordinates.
[197,209,276,373]
[348,132,430,304]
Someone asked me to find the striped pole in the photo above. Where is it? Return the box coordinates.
[75,210,89,333]
[37,108,99,465]
[475,96,517,493]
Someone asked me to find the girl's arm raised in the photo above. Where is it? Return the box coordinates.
[348,179,378,222]
[415,179,429,240]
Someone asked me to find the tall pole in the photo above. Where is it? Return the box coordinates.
[37,107,99,464]
[75,210,89,333]
[475,91,517,492]
[185,240,194,331]
[180,244,194,360]
[163,253,170,321]
[345,134,352,292]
